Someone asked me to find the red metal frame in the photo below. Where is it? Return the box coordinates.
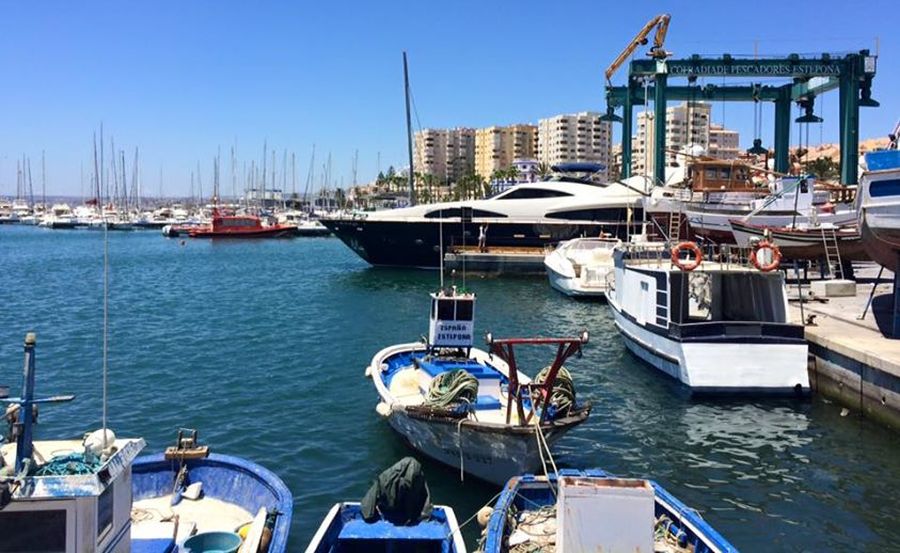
[487,335,587,425]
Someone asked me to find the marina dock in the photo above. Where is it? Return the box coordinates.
[443,246,547,275]
[790,267,900,429]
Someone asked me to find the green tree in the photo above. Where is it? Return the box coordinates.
[806,157,840,181]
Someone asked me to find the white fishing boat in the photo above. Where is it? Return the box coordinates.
[0,333,146,553]
[606,242,809,394]
[39,203,80,229]
[544,236,621,298]
[857,144,900,269]
[365,288,591,484]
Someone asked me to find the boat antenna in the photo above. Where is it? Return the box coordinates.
[102,194,109,449]
[403,51,415,206]
[439,211,445,289]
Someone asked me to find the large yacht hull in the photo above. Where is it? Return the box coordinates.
[323,218,634,268]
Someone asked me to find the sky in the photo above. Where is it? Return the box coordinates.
[0,0,897,197]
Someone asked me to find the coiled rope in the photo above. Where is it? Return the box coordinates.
[34,453,101,476]
[533,366,576,418]
[425,370,478,408]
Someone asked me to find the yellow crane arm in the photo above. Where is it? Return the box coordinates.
[605,13,671,84]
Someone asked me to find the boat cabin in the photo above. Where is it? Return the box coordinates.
[0,333,145,553]
[686,160,760,193]
[427,288,476,351]
[211,214,264,231]
[612,250,803,342]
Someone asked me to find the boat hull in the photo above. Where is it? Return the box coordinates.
[546,265,609,298]
[609,296,809,394]
[323,218,634,268]
[729,221,869,261]
[189,227,297,238]
[132,453,292,552]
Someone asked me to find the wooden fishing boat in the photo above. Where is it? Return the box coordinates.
[479,469,737,553]
[729,219,869,261]
[305,457,466,552]
[131,430,293,553]
[188,210,297,239]
[366,288,591,485]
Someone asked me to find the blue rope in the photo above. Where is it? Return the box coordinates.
[34,453,101,476]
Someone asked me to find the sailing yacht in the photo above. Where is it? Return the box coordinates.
[322,167,644,268]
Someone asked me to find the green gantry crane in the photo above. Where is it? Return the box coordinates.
[604,51,879,185]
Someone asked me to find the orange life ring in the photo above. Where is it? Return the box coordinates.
[671,242,703,271]
[751,240,782,272]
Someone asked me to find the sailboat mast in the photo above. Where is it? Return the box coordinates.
[403,51,416,206]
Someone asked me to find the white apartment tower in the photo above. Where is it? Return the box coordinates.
[537,112,612,180]
[631,102,715,177]
[474,124,538,179]
[709,124,741,160]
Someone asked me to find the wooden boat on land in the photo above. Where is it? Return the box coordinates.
[729,219,869,261]
[858,149,900,269]
[188,210,297,239]
[479,469,737,553]
[366,288,591,484]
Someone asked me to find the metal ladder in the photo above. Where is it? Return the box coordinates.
[667,211,682,242]
[821,227,844,280]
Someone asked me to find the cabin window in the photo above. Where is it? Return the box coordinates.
[870,178,900,198]
[496,188,573,200]
[424,208,507,219]
[437,299,455,320]
[0,510,66,552]
[98,483,114,539]
[456,301,474,321]
[704,169,717,179]
[545,208,636,221]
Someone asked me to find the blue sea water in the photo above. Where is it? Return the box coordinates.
[1,225,899,550]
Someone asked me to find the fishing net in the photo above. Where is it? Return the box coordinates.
[424,369,478,408]
[534,366,576,418]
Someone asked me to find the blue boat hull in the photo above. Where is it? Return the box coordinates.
[483,469,737,553]
[132,453,293,552]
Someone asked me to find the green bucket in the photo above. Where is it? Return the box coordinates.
[182,531,243,553]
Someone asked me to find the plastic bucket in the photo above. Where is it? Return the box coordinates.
[182,531,243,553]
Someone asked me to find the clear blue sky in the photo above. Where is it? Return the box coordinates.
[0,0,897,197]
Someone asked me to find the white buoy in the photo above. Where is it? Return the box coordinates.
[84,428,116,457]
[477,506,493,527]
[375,402,392,417]
[365,366,373,377]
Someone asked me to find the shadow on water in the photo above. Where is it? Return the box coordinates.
[2,227,900,550]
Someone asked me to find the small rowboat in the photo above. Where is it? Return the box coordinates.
[366,287,591,485]
[131,429,293,553]
[480,469,737,553]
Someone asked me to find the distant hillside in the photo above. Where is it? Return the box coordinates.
[799,137,890,162]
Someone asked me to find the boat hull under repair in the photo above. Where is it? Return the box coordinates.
[609,303,809,394]
[369,342,589,485]
[858,151,900,269]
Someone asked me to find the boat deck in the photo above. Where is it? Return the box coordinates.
[132,494,253,545]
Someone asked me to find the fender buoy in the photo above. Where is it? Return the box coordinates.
[671,242,703,271]
[751,240,782,272]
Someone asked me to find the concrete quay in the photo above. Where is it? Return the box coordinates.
[789,265,900,430]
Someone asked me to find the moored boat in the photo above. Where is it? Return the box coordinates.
[305,457,466,553]
[544,236,621,298]
[189,210,297,239]
[323,165,644,268]
[729,219,868,261]
[606,242,809,394]
[478,469,737,553]
[0,333,145,553]
[366,288,591,484]
[131,429,293,553]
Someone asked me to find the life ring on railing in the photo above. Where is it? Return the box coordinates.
[671,242,703,271]
[751,240,782,272]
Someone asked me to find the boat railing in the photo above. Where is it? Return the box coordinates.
[668,321,804,341]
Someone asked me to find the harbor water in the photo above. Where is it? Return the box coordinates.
[2,225,899,550]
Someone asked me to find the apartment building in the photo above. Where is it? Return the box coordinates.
[708,124,741,160]
[474,124,538,179]
[631,102,713,178]
[537,112,612,180]
[413,127,476,183]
